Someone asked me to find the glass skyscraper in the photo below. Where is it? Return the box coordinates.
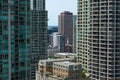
[73,15,77,54]
[0,0,30,80]
[30,0,48,79]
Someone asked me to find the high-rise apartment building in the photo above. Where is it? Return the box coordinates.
[30,0,48,79]
[0,0,30,80]
[90,0,120,80]
[76,0,90,72]
[58,11,73,52]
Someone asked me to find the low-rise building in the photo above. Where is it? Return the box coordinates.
[54,53,77,62]
[37,58,72,75]
[36,58,84,80]
[53,61,82,80]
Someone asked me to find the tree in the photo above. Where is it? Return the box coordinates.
[82,69,86,78]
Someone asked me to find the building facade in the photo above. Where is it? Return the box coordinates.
[47,27,58,46]
[0,0,31,80]
[37,58,72,74]
[31,0,48,79]
[48,26,58,35]
[73,15,77,53]
[54,53,77,59]
[76,0,90,72]
[49,32,63,52]
[58,11,73,52]
[36,59,82,80]
[90,0,120,80]
[32,0,45,10]
[53,61,82,80]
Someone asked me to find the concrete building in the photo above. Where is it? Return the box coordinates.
[90,0,120,80]
[53,61,82,80]
[37,58,72,75]
[58,11,73,52]
[76,0,90,73]
[0,0,31,80]
[36,58,82,80]
[31,0,48,79]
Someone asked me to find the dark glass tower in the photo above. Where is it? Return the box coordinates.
[30,0,48,79]
[0,0,30,80]
[73,15,77,54]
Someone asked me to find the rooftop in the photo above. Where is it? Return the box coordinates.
[55,52,77,56]
[54,61,81,67]
[54,61,78,66]
[38,58,72,65]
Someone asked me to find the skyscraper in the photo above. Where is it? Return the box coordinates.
[31,0,48,79]
[90,0,120,80]
[0,0,30,80]
[58,11,73,52]
[76,0,90,73]
[73,15,77,53]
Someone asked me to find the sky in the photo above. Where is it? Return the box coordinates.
[46,0,77,26]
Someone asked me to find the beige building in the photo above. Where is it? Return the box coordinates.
[76,0,90,73]
[53,61,82,80]
[36,59,83,80]
[37,58,72,76]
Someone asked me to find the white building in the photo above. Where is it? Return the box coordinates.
[50,32,63,52]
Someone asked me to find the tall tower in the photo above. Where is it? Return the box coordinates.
[90,0,120,80]
[73,15,77,53]
[0,0,30,80]
[31,0,48,79]
[76,0,90,72]
[58,11,73,52]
